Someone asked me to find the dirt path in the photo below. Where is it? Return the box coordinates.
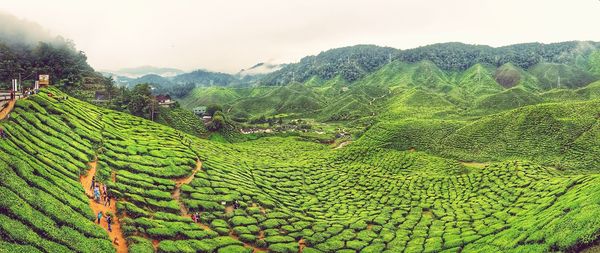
[333,141,352,149]
[171,160,270,252]
[0,99,15,120]
[80,160,127,253]
[460,161,488,168]
[225,205,235,214]
[581,244,600,253]
[172,159,203,216]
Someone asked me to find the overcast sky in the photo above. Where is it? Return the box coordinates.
[2,0,599,73]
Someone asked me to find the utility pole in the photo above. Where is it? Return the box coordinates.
[151,99,155,121]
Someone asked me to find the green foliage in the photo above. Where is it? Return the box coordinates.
[128,83,154,117]
[0,37,93,86]
[262,45,399,84]
[2,83,600,253]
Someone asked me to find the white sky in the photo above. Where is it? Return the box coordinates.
[1,0,599,73]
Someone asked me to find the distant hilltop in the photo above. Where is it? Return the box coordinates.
[101,66,185,78]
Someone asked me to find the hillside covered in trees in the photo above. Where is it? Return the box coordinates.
[1,8,600,253]
[0,12,94,88]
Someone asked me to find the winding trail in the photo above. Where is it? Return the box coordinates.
[172,159,203,216]
[333,140,352,149]
[0,99,15,120]
[170,159,271,252]
[80,160,127,253]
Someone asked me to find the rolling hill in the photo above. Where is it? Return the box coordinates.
[1,88,599,253]
[3,34,600,253]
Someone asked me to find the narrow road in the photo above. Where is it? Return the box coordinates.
[172,159,203,216]
[80,160,128,253]
[333,141,352,149]
[0,100,16,120]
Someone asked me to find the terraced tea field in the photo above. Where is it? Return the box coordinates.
[0,89,599,253]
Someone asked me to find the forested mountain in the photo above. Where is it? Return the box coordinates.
[179,40,600,124]
[255,41,600,87]
[0,13,94,88]
[172,69,238,86]
[2,11,600,253]
[260,45,399,85]
[104,66,184,78]
[396,41,600,71]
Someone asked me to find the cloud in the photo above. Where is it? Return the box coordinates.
[0,11,53,46]
[1,0,599,73]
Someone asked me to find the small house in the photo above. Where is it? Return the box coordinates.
[202,115,212,123]
[155,94,176,108]
[193,106,207,115]
[93,91,109,103]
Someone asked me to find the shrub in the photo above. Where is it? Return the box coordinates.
[217,245,252,253]
[269,242,299,253]
[128,236,154,253]
[230,216,258,226]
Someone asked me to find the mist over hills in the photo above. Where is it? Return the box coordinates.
[110,41,600,104]
[102,66,185,78]
[2,9,600,253]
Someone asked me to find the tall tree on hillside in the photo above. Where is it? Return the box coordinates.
[207,111,225,131]
[128,83,153,117]
[103,76,115,101]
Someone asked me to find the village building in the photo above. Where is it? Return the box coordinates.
[193,106,207,116]
[202,115,212,123]
[155,94,176,108]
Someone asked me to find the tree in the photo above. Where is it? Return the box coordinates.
[206,104,223,116]
[128,83,153,117]
[103,76,115,101]
[207,111,225,131]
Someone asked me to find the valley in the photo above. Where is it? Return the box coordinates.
[1,9,600,252]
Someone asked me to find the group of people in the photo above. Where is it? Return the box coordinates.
[0,128,7,139]
[96,211,112,232]
[191,212,201,223]
[91,175,119,246]
[96,211,116,235]
[91,176,111,207]
[24,88,39,96]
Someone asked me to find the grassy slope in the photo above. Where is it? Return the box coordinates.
[362,97,600,170]
[176,59,600,124]
[0,88,599,253]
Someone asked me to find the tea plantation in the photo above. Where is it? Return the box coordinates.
[0,88,599,253]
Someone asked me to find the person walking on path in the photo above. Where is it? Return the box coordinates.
[106,215,112,232]
[106,192,111,207]
[94,185,101,203]
[90,176,95,191]
[104,192,110,207]
[97,211,103,224]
